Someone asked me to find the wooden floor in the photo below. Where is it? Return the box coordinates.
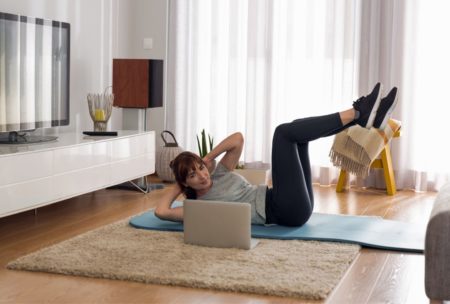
[0,178,438,304]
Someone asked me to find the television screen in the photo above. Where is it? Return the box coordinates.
[0,12,70,137]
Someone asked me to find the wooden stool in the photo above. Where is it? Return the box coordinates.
[336,129,401,195]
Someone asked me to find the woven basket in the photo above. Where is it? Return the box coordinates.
[155,131,184,182]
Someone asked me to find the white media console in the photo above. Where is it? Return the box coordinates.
[0,130,155,218]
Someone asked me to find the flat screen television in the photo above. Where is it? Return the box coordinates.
[0,12,70,144]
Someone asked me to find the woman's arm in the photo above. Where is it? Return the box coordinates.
[154,184,184,222]
[203,132,243,171]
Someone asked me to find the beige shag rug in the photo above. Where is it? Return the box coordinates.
[7,219,360,300]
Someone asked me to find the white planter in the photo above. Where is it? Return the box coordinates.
[234,168,271,185]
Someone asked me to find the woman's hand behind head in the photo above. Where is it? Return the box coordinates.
[202,156,216,173]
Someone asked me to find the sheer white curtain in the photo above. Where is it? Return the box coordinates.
[166,0,450,191]
[166,0,360,176]
[357,0,450,191]
[395,0,450,191]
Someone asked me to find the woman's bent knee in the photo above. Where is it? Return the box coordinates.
[274,123,290,138]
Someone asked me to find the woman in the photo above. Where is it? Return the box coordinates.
[155,83,398,226]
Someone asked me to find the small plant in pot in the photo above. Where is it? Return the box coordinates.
[196,129,214,158]
[235,162,245,169]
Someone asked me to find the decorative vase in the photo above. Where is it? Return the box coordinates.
[87,92,114,131]
[156,131,184,182]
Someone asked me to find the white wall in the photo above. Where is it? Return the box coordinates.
[115,0,168,150]
[0,0,168,145]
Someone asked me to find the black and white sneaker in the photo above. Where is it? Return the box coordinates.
[353,82,383,129]
[372,87,398,130]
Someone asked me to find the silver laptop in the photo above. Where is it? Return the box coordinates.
[183,199,259,250]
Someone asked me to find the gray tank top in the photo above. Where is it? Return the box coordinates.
[198,163,267,224]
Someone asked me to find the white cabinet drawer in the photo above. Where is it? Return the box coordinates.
[111,137,142,161]
[109,153,155,185]
[0,177,53,216]
[111,133,154,161]
[53,141,111,174]
[0,151,53,186]
[52,165,110,199]
[144,133,155,153]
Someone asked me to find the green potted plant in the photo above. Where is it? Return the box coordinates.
[196,129,214,158]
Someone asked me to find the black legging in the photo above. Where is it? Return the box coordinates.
[265,112,355,226]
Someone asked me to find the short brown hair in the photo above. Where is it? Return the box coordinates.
[170,151,205,199]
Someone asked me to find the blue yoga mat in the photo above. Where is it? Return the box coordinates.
[129,202,425,253]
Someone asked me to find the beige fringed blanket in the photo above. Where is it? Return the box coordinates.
[329,119,401,178]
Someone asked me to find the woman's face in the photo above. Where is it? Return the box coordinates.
[184,162,211,191]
